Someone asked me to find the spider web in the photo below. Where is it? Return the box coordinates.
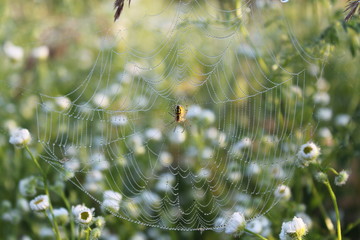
[34,0,327,231]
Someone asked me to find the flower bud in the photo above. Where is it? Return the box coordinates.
[335,170,349,186]
[29,195,49,212]
[297,142,320,167]
[279,216,308,240]
[9,128,32,148]
[225,212,246,236]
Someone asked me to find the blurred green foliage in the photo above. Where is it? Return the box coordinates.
[0,0,359,239]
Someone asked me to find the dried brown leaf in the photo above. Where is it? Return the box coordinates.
[345,0,360,22]
[114,0,131,22]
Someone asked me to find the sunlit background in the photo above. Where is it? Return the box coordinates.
[1,0,359,239]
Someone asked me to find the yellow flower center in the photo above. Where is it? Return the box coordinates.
[303,146,312,154]
[80,211,89,220]
[35,199,43,205]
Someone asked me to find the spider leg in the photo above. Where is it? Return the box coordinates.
[165,120,175,128]
[184,120,191,130]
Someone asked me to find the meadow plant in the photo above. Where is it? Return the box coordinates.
[1,0,359,239]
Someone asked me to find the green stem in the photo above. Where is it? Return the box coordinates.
[344,218,360,234]
[244,229,268,240]
[25,146,62,240]
[324,180,342,240]
[310,177,335,234]
[85,227,91,240]
[327,167,339,175]
[60,191,75,240]
[44,211,57,237]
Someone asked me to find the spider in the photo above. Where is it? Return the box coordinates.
[168,105,189,132]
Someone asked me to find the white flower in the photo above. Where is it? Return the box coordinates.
[17,198,30,213]
[296,212,312,230]
[4,120,18,133]
[111,114,128,126]
[205,127,218,140]
[20,235,32,240]
[141,191,161,206]
[103,190,122,203]
[315,172,328,183]
[237,44,256,58]
[274,185,291,201]
[29,195,49,212]
[201,109,216,124]
[55,97,71,110]
[2,209,21,223]
[335,170,350,186]
[279,216,308,240]
[134,95,148,108]
[90,228,102,239]
[214,217,226,232]
[246,218,262,234]
[297,142,320,167]
[227,162,242,182]
[84,170,104,192]
[156,173,175,192]
[72,204,94,225]
[198,168,211,178]
[169,126,186,144]
[130,134,145,155]
[246,216,272,237]
[130,232,147,240]
[124,201,140,218]
[230,137,252,155]
[316,77,330,91]
[102,199,120,212]
[9,128,32,147]
[270,165,286,179]
[316,108,332,121]
[202,147,213,159]
[64,158,80,172]
[42,101,55,112]
[53,208,69,224]
[94,216,106,228]
[335,114,351,127]
[117,72,132,84]
[186,105,202,119]
[308,64,319,76]
[318,127,332,139]
[39,226,54,238]
[125,62,142,76]
[93,93,110,108]
[145,128,162,141]
[235,193,251,205]
[159,151,173,167]
[31,46,49,60]
[246,163,261,176]
[91,152,109,170]
[106,83,122,96]
[19,176,37,197]
[225,212,246,235]
[3,41,24,61]
[313,92,330,105]
[258,216,272,237]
